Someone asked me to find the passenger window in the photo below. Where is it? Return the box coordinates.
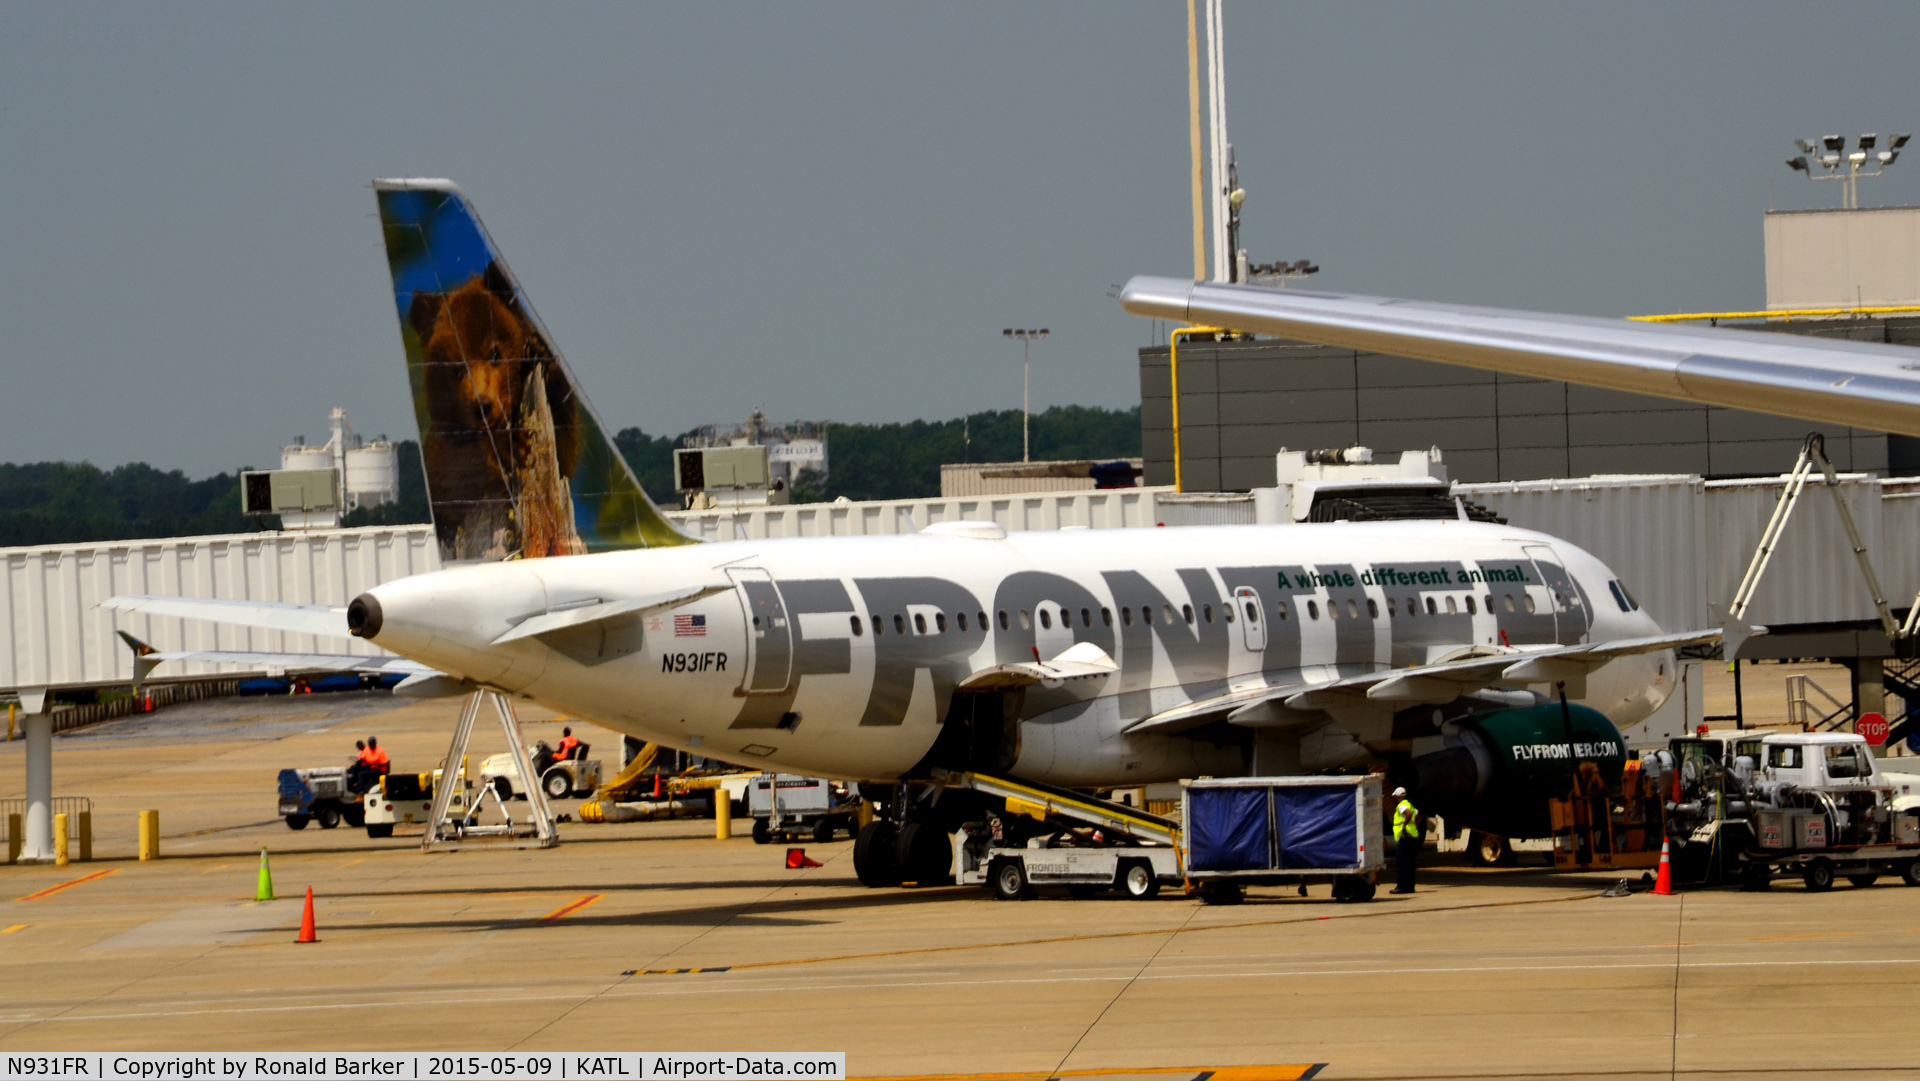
[1276,601,1288,620]
[1465,596,1477,615]
[753,615,762,630]
[1019,609,1032,630]
[1406,597,1417,616]
[957,612,968,631]
[935,612,947,633]
[893,614,906,635]
[1202,603,1213,623]
[1524,594,1537,614]
[1347,599,1359,619]
[1121,606,1133,626]
[1082,607,1092,627]
[1387,598,1399,617]
[1446,596,1458,615]
[1425,597,1437,615]
[1182,604,1194,624]
[1327,599,1339,620]
[1101,607,1113,626]
[1246,601,1260,623]
[1368,599,1379,618]
[913,613,927,634]
[850,615,864,637]
[997,610,1009,631]
[1224,605,1234,623]
[1038,608,1052,630]
[1307,600,1320,620]
[1163,604,1176,624]
[1504,594,1516,613]
[871,612,884,636]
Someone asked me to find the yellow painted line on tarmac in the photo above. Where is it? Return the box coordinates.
[1,924,26,933]
[860,1066,1325,1081]
[15,869,120,901]
[628,890,1602,976]
[1749,930,1856,942]
[196,864,233,875]
[333,858,365,870]
[539,894,604,921]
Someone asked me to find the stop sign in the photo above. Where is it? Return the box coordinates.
[1858,712,1889,746]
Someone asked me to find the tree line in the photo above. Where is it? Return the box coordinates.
[0,405,1140,546]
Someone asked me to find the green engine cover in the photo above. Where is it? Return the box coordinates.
[1422,703,1626,839]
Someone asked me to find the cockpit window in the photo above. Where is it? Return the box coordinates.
[1609,579,1641,612]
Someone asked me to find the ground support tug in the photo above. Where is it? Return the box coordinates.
[277,767,364,831]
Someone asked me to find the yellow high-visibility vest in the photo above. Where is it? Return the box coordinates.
[1393,799,1419,842]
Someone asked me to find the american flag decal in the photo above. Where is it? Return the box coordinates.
[674,613,707,637]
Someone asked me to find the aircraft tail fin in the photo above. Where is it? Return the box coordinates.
[372,178,697,562]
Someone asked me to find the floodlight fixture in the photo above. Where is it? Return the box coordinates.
[1882,151,1900,165]
[1893,134,1913,149]
[1850,151,1868,165]
[1789,129,1906,208]
[1823,134,1845,153]
[1796,139,1818,154]
[1788,156,1810,173]
[1860,133,1878,150]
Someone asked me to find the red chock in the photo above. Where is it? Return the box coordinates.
[296,885,318,942]
[785,848,822,869]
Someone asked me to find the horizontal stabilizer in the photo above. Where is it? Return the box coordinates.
[959,642,1120,690]
[102,595,349,639]
[492,583,734,645]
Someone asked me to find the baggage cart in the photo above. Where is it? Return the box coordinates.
[1181,775,1385,904]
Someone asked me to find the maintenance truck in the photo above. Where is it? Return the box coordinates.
[1648,729,1920,890]
[277,767,364,830]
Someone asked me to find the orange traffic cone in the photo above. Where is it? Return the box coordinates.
[652,773,662,799]
[785,848,823,869]
[1652,839,1674,896]
[296,886,318,943]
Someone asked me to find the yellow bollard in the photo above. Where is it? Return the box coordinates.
[857,800,875,831]
[138,809,160,861]
[714,789,732,840]
[53,813,69,866]
[6,813,20,864]
[78,811,92,862]
[6,702,14,742]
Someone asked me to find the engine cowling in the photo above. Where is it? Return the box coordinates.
[1412,704,1626,840]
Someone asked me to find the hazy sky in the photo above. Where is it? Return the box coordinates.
[5,3,1918,475]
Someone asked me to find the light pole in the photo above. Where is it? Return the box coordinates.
[1002,328,1049,462]
[1788,133,1909,209]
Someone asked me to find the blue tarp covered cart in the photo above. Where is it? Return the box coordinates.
[1181,775,1385,903]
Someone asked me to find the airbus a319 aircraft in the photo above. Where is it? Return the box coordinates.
[122,178,1920,887]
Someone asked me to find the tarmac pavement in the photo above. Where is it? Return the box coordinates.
[2,692,1917,1079]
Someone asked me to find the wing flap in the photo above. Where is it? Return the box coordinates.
[959,642,1119,690]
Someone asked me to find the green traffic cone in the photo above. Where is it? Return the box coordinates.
[255,846,276,902]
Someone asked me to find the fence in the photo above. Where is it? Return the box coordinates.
[1,796,93,863]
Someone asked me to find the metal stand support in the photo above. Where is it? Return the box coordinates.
[423,690,557,851]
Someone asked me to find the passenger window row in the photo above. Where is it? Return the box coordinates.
[842,589,1543,636]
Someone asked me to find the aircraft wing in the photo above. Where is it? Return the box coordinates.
[1119,277,1920,438]
[1125,628,1720,737]
[101,595,349,639]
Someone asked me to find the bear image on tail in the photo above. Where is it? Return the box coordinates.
[406,262,588,561]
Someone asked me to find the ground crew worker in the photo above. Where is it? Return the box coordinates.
[1392,786,1420,894]
[364,736,390,775]
[554,727,580,762]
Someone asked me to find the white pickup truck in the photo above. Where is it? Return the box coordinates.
[1737,732,1920,890]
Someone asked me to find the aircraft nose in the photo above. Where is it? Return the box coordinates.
[347,593,382,639]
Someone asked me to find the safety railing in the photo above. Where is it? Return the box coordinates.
[1784,674,1853,732]
[1,796,94,862]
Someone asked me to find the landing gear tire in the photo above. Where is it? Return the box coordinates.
[1469,831,1512,867]
[285,814,310,831]
[752,817,772,845]
[1803,858,1835,892]
[542,769,573,801]
[1197,881,1244,905]
[896,821,952,886]
[853,821,902,887]
[316,805,341,830]
[1119,860,1160,900]
[1847,873,1878,889]
[1902,860,1920,888]
[991,858,1031,901]
[365,823,393,839]
[1332,876,1376,903]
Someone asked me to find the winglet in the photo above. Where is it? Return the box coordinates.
[116,630,163,688]
[1711,603,1767,661]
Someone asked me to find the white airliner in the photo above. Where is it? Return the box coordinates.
[116,178,1920,887]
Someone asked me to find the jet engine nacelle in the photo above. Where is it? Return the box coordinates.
[1412,704,1627,840]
